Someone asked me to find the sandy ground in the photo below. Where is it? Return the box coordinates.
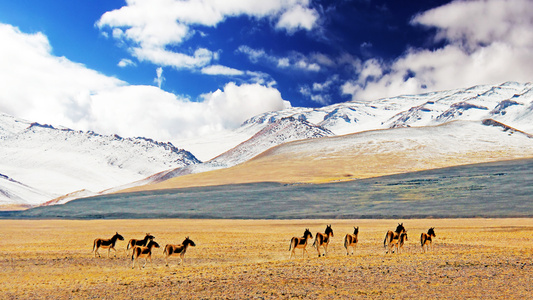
[1,218,532,299]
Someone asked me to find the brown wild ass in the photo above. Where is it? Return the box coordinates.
[313,225,334,257]
[420,227,436,253]
[131,240,160,269]
[344,226,359,255]
[289,228,313,259]
[163,237,196,267]
[92,232,124,258]
[383,223,406,254]
[397,231,408,253]
[126,233,155,255]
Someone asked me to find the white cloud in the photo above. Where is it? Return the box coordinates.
[0,24,290,145]
[118,58,136,67]
[276,4,319,33]
[200,82,291,129]
[97,0,320,69]
[342,0,533,101]
[237,45,324,72]
[201,65,244,76]
[132,46,214,70]
[299,75,340,105]
[154,67,165,88]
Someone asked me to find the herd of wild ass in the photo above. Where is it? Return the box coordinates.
[92,223,436,268]
[92,233,196,269]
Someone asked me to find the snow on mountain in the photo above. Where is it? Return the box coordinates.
[241,81,533,138]
[120,118,533,194]
[3,81,533,207]
[118,81,533,191]
[114,116,334,187]
[0,115,200,207]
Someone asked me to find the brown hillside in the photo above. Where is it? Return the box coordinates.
[118,121,533,194]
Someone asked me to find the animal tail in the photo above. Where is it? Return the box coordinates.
[92,240,96,253]
[289,240,292,252]
[383,234,388,248]
[163,247,167,255]
[312,236,317,248]
[420,233,424,247]
[344,235,348,249]
[126,241,130,250]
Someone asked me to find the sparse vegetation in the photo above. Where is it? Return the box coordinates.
[1,218,532,298]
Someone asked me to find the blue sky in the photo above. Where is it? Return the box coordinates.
[0,0,532,144]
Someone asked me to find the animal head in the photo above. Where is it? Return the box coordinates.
[114,232,125,240]
[184,236,196,247]
[395,223,406,234]
[304,228,313,239]
[148,240,160,248]
[353,226,359,235]
[325,225,334,237]
[428,227,436,237]
[145,233,155,240]
[402,231,408,241]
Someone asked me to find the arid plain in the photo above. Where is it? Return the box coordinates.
[1,218,532,299]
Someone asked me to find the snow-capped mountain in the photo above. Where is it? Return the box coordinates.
[239,82,533,138]
[2,81,533,208]
[0,114,200,207]
[140,81,533,183]
[109,116,334,187]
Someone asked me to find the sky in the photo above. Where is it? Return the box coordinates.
[0,0,532,146]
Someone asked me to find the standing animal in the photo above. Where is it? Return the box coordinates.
[398,231,408,253]
[289,228,313,259]
[131,240,160,269]
[420,227,436,253]
[163,237,196,267]
[92,232,124,258]
[383,223,406,254]
[344,226,359,255]
[126,233,155,255]
[313,225,334,257]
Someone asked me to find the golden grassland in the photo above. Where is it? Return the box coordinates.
[1,219,532,299]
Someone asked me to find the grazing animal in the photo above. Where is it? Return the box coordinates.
[313,225,334,257]
[92,232,124,258]
[289,228,313,259]
[163,237,196,267]
[131,240,160,269]
[420,227,436,253]
[344,226,359,255]
[383,223,406,254]
[126,233,155,255]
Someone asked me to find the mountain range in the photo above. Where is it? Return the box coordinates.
[1,81,532,209]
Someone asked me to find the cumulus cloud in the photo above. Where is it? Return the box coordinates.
[342,0,533,101]
[0,23,290,145]
[97,0,320,69]
[276,4,319,33]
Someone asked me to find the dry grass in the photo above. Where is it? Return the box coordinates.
[1,219,533,299]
